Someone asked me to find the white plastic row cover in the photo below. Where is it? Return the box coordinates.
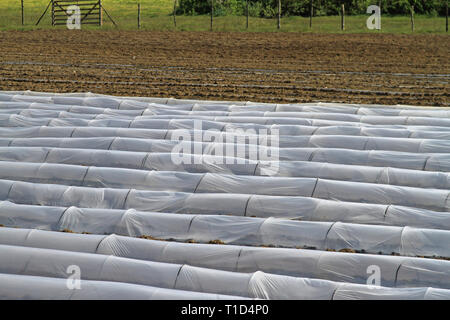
[1,92,449,114]
[1,227,449,290]
[1,93,450,117]
[3,113,450,131]
[3,90,450,109]
[0,202,449,258]
[0,177,448,221]
[2,124,450,141]
[1,172,448,211]
[3,130,450,154]
[1,159,448,194]
[1,146,448,174]
[3,135,450,157]
[2,176,450,230]
[0,180,448,229]
[148,113,450,127]
[0,273,243,300]
[1,105,450,136]
[3,104,450,128]
[0,244,449,300]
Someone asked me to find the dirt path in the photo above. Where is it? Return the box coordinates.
[0,30,448,106]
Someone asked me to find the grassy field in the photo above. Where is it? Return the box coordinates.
[0,0,448,33]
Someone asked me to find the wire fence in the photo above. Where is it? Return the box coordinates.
[2,0,448,32]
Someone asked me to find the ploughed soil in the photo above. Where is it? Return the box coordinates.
[0,30,448,106]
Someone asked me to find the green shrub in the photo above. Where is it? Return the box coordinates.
[176,0,449,17]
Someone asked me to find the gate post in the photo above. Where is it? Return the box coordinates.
[100,0,103,26]
[51,0,55,26]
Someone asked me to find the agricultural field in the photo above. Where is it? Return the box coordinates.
[0,0,448,33]
[0,0,449,303]
[0,91,449,299]
[0,31,448,106]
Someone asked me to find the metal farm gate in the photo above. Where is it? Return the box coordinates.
[52,0,102,26]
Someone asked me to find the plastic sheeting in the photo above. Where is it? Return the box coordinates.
[0,273,244,300]
[0,202,449,258]
[0,227,450,292]
[0,245,448,300]
[2,123,450,140]
[1,98,450,116]
[1,145,449,175]
[1,91,449,109]
[1,143,449,173]
[1,161,450,228]
[0,185,448,230]
[2,96,450,128]
[0,160,448,193]
[2,135,450,154]
[0,180,448,223]
[1,91,449,300]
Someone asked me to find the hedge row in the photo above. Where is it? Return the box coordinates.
[176,0,448,18]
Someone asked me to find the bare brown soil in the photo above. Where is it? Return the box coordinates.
[0,30,448,106]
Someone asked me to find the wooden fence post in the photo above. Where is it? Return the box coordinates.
[99,0,103,26]
[51,0,55,26]
[410,5,414,32]
[173,0,177,28]
[277,0,281,29]
[446,1,448,32]
[138,3,141,29]
[341,3,345,31]
[246,0,249,29]
[309,0,313,28]
[21,0,24,25]
[210,0,213,31]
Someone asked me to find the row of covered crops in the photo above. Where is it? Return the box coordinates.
[0,91,449,299]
